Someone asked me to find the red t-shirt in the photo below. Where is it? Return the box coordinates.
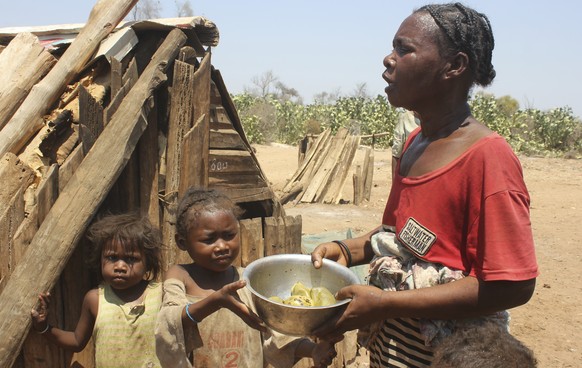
[383,131,538,281]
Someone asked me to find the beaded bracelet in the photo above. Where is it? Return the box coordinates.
[184,302,199,324]
[332,240,352,268]
[36,324,50,334]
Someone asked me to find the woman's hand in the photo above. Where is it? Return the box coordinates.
[311,242,347,269]
[313,285,388,340]
[30,292,51,332]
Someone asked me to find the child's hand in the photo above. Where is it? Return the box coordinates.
[217,280,267,332]
[311,336,343,368]
[30,292,51,332]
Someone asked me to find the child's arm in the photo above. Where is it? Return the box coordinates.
[294,337,342,368]
[164,264,265,332]
[30,290,98,352]
[183,280,266,332]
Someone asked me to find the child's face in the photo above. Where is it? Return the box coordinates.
[177,210,240,272]
[101,240,147,290]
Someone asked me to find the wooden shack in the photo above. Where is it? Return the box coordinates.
[0,1,302,367]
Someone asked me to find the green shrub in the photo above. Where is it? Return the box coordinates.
[233,91,581,156]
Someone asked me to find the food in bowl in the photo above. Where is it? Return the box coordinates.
[269,282,336,307]
[243,254,361,336]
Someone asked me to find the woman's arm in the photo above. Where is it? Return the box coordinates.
[311,226,380,269]
[314,276,536,339]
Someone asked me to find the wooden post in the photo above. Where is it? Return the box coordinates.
[178,51,211,194]
[0,153,35,291]
[161,59,196,268]
[362,147,374,202]
[353,164,362,206]
[0,0,139,157]
[0,32,56,130]
[284,215,302,254]
[0,28,186,368]
[138,96,160,226]
[264,216,285,256]
[239,218,264,266]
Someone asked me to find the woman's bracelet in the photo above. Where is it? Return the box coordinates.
[36,323,50,334]
[184,302,199,324]
[332,240,352,268]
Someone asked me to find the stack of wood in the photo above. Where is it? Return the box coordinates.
[281,128,372,205]
[0,1,301,367]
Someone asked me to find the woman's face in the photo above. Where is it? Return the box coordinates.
[177,210,240,273]
[382,12,447,110]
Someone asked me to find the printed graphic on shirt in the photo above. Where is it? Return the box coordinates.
[398,217,436,256]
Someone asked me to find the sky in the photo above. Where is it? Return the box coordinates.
[1,1,581,118]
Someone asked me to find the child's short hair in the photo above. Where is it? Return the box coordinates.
[175,187,243,239]
[431,321,537,367]
[86,213,162,281]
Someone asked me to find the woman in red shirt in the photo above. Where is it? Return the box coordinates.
[311,3,538,367]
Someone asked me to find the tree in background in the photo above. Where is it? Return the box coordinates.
[130,0,162,21]
[175,0,194,17]
[129,0,194,20]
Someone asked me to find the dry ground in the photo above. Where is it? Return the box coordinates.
[253,142,582,368]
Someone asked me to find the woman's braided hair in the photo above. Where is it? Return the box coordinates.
[417,2,496,87]
[175,187,243,239]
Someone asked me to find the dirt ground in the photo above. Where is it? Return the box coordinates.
[253,142,582,368]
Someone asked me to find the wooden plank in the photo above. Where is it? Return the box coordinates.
[263,216,284,256]
[18,164,62,368]
[284,215,302,254]
[161,59,196,268]
[0,32,56,130]
[239,218,264,267]
[58,144,84,194]
[104,57,138,124]
[0,28,186,368]
[110,57,123,100]
[0,0,140,157]
[121,57,139,90]
[138,95,160,226]
[0,187,25,293]
[215,187,274,204]
[301,129,348,203]
[0,153,36,209]
[178,51,211,195]
[79,85,104,155]
[55,125,79,166]
[353,165,362,206]
[326,135,361,204]
[209,173,268,188]
[0,153,35,286]
[363,147,374,201]
[283,129,331,192]
[209,129,246,150]
[209,149,260,175]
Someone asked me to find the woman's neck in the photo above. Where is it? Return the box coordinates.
[418,103,472,139]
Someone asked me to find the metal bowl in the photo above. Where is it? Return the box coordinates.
[242,254,360,336]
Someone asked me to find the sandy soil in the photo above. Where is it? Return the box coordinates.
[253,142,582,368]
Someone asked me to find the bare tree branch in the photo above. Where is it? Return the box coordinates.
[130,0,162,21]
[175,0,194,17]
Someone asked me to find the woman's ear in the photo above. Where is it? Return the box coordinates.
[175,234,187,251]
[445,51,469,79]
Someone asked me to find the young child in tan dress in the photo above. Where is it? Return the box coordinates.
[31,213,163,368]
[155,187,339,368]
